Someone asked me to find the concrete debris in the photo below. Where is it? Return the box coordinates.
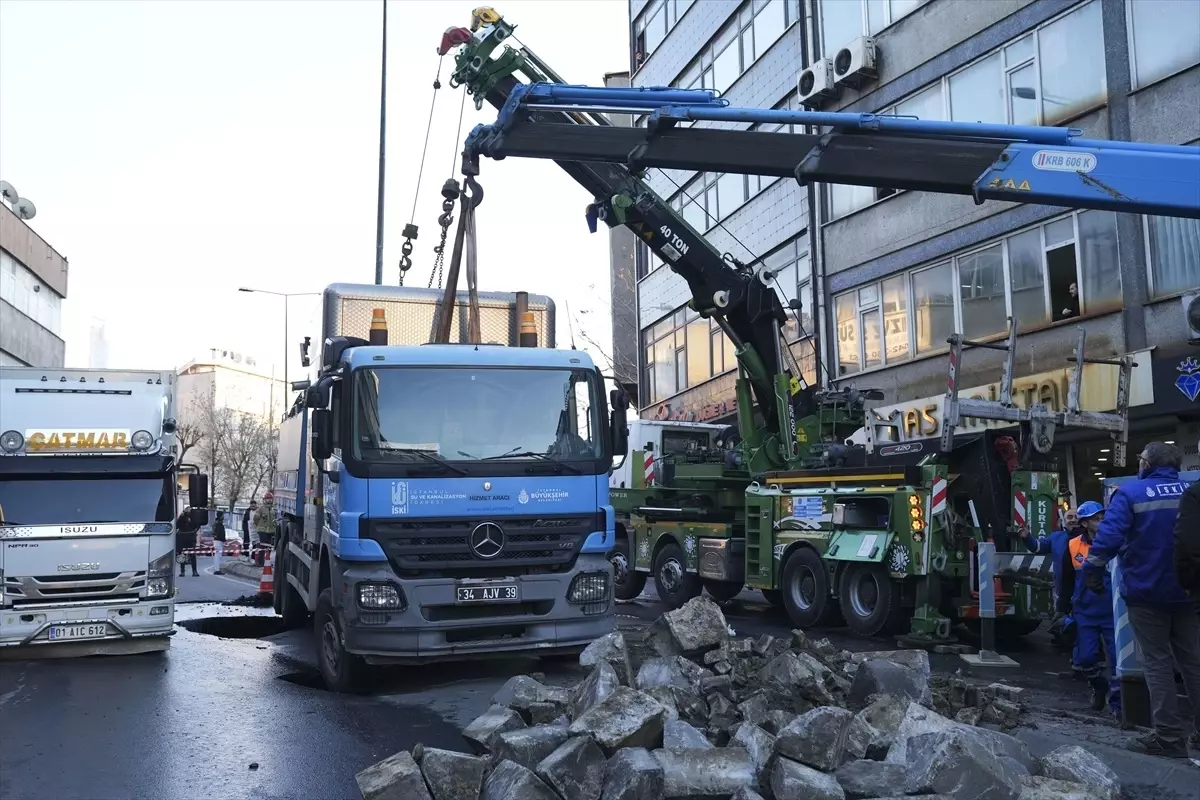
[461,705,526,756]
[758,709,798,736]
[635,656,696,692]
[648,596,730,656]
[663,719,713,749]
[355,750,432,800]
[580,631,635,685]
[775,706,855,771]
[568,686,667,755]
[601,747,664,800]
[415,748,488,800]
[847,659,932,709]
[536,736,607,800]
[1019,776,1095,800]
[728,722,775,780]
[1037,745,1121,800]
[904,730,1028,800]
[886,702,1033,772]
[653,746,757,798]
[492,724,569,771]
[852,648,931,678]
[769,756,846,800]
[571,661,622,720]
[729,788,766,800]
[642,686,681,723]
[833,759,908,799]
[481,759,559,800]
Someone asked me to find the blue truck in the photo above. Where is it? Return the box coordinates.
[273,283,628,692]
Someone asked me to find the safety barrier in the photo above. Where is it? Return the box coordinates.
[257,551,274,595]
[179,542,272,558]
[961,542,1020,668]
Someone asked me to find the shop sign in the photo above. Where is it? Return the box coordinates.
[647,372,738,423]
[1150,348,1200,412]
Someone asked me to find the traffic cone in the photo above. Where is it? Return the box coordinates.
[258,551,274,597]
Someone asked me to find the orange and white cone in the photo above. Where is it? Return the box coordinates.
[258,551,274,596]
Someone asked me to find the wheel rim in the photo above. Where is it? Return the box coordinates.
[321,616,341,676]
[659,558,684,593]
[849,571,880,619]
[789,565,817,611]
[612,552,630,586]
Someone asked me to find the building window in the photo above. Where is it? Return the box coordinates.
[820,0,925,51]
[832,210,1124,375]
[633,0,699,70]
[0,248,63,337]
[1145,215,1200,299]
[642,306,738,404]
[674,0,801,94]
[1128,0,1200,88]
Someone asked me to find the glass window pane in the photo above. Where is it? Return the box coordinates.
[723,332,737,373]
[645,7,667,53]
[912,262,955,354]
[713,41,741,92]
[949,54,1004,124]
[1077,209,1122,313]
[1037,0,1106,124]
[862,309,882,369]
[1045,217,1075,247]
[821,0,864,53]
[681,198,707,232]
[686,319,711,385]
[755,0,787,54]
[867,0,887,34]
[675,347,688,390]
[796,279,815,336]
[829,183,875,219]
[788,339,818,388]
[889,0,922,20]
[654,336,677,399]
[1131,0,1200,87]
[882,275,909,363]
[1147,216,1200,299]
[710,329,723,375]
[741,27,755,67]
[716,172,745,219]
[1005,34,1034,66]
[894,83,943,121]
[835,293,860,375]
[958,244,1007,340]
[1008,228,1049,332]
[858,284,879,307]
[1007,63,1039,125]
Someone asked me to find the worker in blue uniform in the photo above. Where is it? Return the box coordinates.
[1018,510,1083,676]
[1058,501,1119,715]
[1084,442,1200,758]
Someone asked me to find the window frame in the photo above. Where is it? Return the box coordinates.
[819,0,926,55]
[1125,0,1200,90]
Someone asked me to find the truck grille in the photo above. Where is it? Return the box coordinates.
[4,571,146,607]
[366,513,602,577]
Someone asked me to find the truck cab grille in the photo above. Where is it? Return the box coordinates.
[4,571,146,607]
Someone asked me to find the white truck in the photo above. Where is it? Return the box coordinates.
[0,367,207,656]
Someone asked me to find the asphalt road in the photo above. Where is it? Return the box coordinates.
[1,585,1196,800]
[174,556,261,605]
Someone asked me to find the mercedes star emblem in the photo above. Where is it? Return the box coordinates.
[483,481,492,491]
[469,522,505,559]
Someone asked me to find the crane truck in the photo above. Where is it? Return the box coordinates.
[273,283,627,692]
[438,7,1200,645]
[0,367,207,656]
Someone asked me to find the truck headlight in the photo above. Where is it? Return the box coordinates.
[568,571,611,605]
[147,552,174,599]
[0,430,23,453]
[131,430,155,451]
[357,582,405,611]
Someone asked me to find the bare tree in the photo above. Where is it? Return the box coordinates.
[215,410,272,511]
[175,417,205,467]
[186,386,223,504]
[246,421,278,503]
[576,271,638,390]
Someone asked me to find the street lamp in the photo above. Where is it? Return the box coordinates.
[237,288,321,387]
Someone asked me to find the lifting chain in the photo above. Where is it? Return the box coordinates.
[428,178,461,289]
[399,56,446,287]
[398,223,418,286]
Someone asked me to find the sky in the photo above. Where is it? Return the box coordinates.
[0,0,629,382]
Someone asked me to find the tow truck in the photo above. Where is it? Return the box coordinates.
[438,8,1200,643]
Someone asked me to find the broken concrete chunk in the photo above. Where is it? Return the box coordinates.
[955,706,984,726]
[904,730,1026,800]
[852,649,931,678]
[648,596,729,656]
[601,747,665,800]
[1019,775,1094,800]
[885,702,1034,771]
[769,756,846,800]
[493,724,569,771]
[491,674,571,715]
[850,694,909,759]
[774,706,854,772]
[535,735,606,800]
[417,747,488,800]
[355,750,432,800]
[737,693,772,726]
[579,631,634,685]
[636,656,694,692]
[833,759,907,799]
[663,718,714,749]
[570,661,621,720]
[847,659,932,709]
[674,687,709,725]
[1038,745,1121,800]
[730,788,767,800]
[756,651,824,713]
[642,686,681,722]
[481,759,559,800]
[462,705,526,755]
[568,685,667,755]
[729,722,775,780]
[759,709,798,736]
[653,746,758,798]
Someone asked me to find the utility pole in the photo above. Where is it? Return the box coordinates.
[374,0,388,285]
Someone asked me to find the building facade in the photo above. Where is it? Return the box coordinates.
[621,0,1200,503]
[0,203,67,367]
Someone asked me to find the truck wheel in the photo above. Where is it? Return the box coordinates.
[653,542,702,608]
[703,580,742,603]
[782,547,841,628]
[314,588,375,694]
[839,563,904,637]
[761,589,784,609]
[275,530,308,629]
[611,537,647,601]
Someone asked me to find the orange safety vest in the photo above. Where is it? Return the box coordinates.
[1069,536,1090,570]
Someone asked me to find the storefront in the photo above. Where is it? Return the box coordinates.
[643,370,739,426]
[1133,343,1200,470]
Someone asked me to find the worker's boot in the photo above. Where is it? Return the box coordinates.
[1089,675,1110,712]
[1130,731,1189,758]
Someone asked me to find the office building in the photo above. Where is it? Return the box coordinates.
[87,318,109,369]
[622,0,1199,502]
[0,202,68,367]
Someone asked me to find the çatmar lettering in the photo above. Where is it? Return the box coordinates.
[27,431,128,451]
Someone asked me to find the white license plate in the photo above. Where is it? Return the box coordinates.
[47,623,109,641]
[455,583,520,604]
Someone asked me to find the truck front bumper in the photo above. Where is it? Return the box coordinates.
[0,598,176,648]
[338,554,616,663]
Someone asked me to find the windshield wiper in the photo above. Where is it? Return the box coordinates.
[481,450,583,474]
[364,446,468,476]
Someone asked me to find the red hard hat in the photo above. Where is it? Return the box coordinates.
[263,491,274,501]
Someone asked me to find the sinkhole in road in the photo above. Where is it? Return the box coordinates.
[178,616,289,639]
[278,671,327,690]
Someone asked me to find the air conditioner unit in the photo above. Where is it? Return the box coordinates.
[798,59,838,108]
[1184,292,1200,343]
[833,36,878,89]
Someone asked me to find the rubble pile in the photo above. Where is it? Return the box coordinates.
[356,597,1122,800]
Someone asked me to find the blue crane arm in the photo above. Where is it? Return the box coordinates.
[464,82,1200,220]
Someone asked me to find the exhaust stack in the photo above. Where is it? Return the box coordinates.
[369,308,389,345]
[515,291,538,347]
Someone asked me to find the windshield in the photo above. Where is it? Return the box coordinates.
[0,475,176,527]
[352,366,605,463]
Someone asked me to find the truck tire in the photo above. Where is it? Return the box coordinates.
[761,589,784,609]
[314,588,375,694]
[703,580,742,603]
[611,537,647,601]
[839,563,905,637]
[275,528,308,629]
[653,542,702,608]
[782,547,841,628]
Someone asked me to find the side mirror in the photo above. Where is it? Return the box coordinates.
[300,336,312,368]
[189,507,209,528]
[610,400,629,459]
[188,474,209,509]
[609,387,630,412]
[306,381,331,410]
[311,409,333,461]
